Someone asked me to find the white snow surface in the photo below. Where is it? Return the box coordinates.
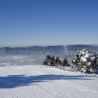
[0,65,98,98]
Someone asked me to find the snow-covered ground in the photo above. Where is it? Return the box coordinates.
[0,64,98,98]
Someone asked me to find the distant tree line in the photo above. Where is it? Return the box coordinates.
[43,55,70,67]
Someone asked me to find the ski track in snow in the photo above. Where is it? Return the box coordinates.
[0,65,98,98]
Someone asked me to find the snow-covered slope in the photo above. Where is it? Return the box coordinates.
[0,65,98,98]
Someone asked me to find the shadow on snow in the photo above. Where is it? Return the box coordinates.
[0,74,93,89]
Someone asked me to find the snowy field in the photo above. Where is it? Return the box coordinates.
[0,64,98,98]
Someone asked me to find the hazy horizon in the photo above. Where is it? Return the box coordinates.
[0,44,98,48]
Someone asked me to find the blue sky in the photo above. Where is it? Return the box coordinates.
[0,0,98,46]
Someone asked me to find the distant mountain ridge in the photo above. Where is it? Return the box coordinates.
[66,45,98,51]
[0,45,98,55]
[0,45,65,55]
